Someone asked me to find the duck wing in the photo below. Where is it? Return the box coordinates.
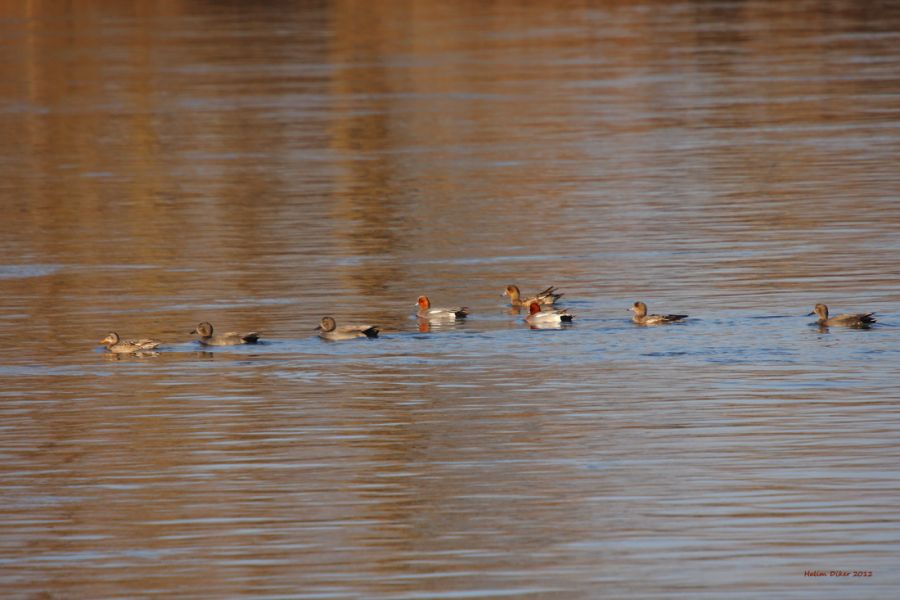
[338,324,379,338]
[133,338,161,350]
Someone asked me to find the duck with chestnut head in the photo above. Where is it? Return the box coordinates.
[524,301,574,328]
[416,296,468,321]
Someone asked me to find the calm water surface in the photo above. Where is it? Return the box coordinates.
[1,1,899,598]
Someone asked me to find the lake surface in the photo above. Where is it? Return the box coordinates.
[1,1,899,598]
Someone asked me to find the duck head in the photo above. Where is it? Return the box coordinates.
[809,304,829,319]
[191,322,214,337]
[503,285,521,301]
[316,316,337,332]
[631,301,648,318]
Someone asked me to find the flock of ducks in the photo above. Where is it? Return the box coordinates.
[99,285,878,354]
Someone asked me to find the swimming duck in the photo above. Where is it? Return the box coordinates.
[316,316,379,340]
[630,301,687,325]
[525,301,573,327]
[416,296,468,320]
[190,322,260,346]
[809,304,875,327]
[503,285,562,307]
[100,332,161,354]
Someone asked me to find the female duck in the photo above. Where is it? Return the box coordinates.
[190,322,260,346]
[809,304,875,327]
[316,316,379,340]
[503,285,562,307]
[100,332,160,354]
[630,301,687,325]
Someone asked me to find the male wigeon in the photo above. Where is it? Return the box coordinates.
[416,296,468,321]
[190,322,260,346]
[315,316,379,340]
[525,301,574,327]
[809,304,875,327]
[630,301,687,325]
[100,332,161,354]
[503,285,562,307]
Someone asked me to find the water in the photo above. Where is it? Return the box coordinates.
[1,1,899,598]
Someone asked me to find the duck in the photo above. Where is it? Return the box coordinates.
[630,301,687,325]
[190,322,260,346]
[809,304,875,327]
[100,332,161,354]
[416,296,469,321]
[503,285,562,307]
[525,301,573,327]
[316,316,379,340]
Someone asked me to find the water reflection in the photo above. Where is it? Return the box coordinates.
[101,350,161,360]
[1,1,899,599]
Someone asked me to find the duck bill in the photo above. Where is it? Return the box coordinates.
[806,312,815,316]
